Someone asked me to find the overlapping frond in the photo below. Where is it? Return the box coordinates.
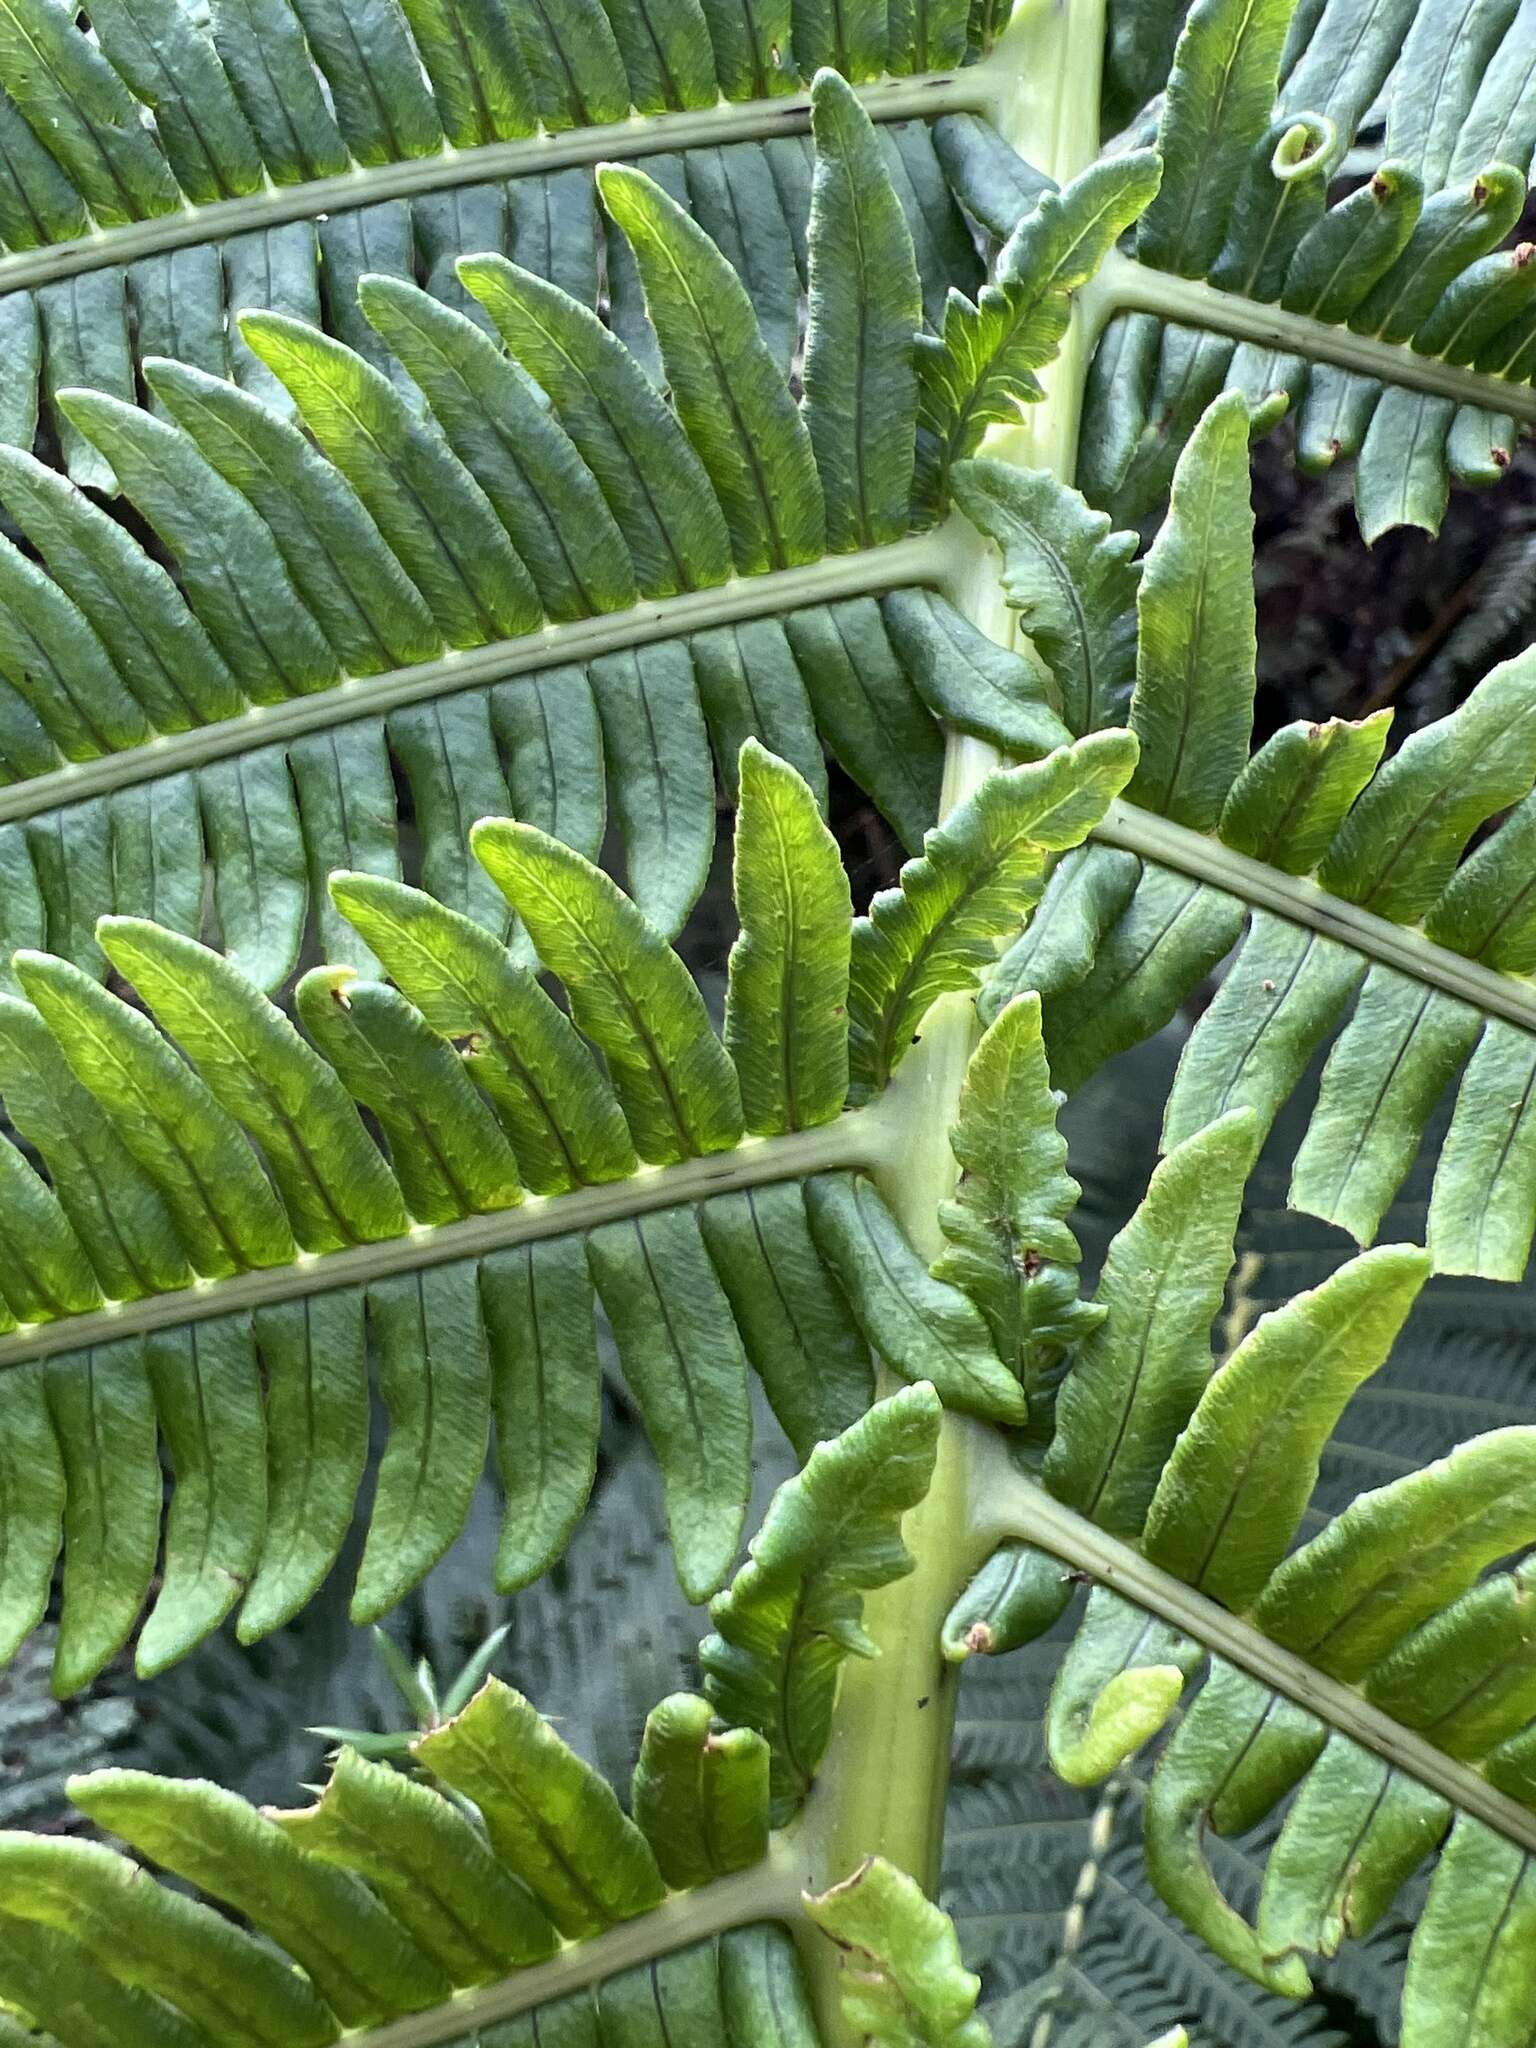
[0,735,1123,1688]
[804,1855,992,2046]
[4,95,1026,476]
[947,1623,1369,2045]
[0,583,1065,991]
[1081,0,1536,536]
[0,1367,1196,2048]
[0,1665,815,2041]
[2,87,905,634]
[0,114,997,490]
[0,0,991,275]
[917,148,1163,494]
[951,1076,1536,2047]
[0,69,1100,992]
[962,392,1536,1287]
[2,7,1530,2048]
[702,1383,943,1822]
[425,1927,824,2046]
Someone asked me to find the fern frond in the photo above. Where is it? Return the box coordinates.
[0,1392,951,2046]
[1073,0,1536,536]
[846,731,1137,1100]
[948,462,1141,740]
[2,14,1527,2048]
[0,0,992,283]
[702,1382,941,1820]
[947,1621,1373,2046]
[726,740,853,1135]
[631,1694,772,1888]
[962,392,1536,1289]
[1140,1242,1431,1607]
[0,44,997,495]
[803,71,923,552]
[0,736,1127,1683]
[934,992,1104,1407]
[0,579,1069,990]
[918,150,1162,489]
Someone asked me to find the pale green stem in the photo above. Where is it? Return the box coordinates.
[1093,796,1536,1035]
[0,524,973,827]
[792,0,1109,2035]
[1085,248,1536,425]
[979,1450,1536,1858]
[0,1101,895,1375]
